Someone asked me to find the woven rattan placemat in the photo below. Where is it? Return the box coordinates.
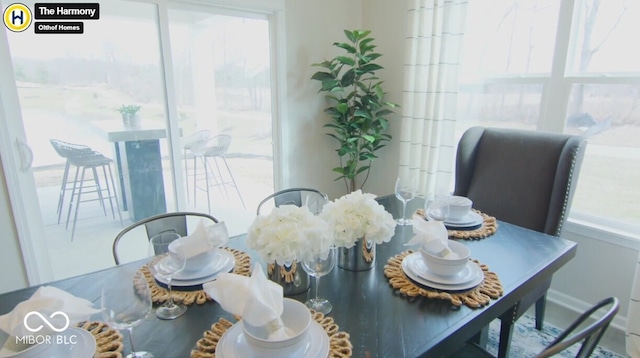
[190,310,352,358]
[384,250,503,308]
[140,247,252,306]
[415,208,498,240]
[76,321,124,358]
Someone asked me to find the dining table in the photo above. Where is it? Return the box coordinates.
[0,195,577,357]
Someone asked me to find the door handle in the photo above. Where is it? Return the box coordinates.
[16,138,33,172]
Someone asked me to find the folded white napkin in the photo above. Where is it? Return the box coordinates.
[203,264,292,340]
[406,216,459,258]
[0,286,99,352]
[169,220,229,259]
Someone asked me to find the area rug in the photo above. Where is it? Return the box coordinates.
[486,315,624,357]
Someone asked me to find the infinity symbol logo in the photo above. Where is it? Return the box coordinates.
[23,311,70,333]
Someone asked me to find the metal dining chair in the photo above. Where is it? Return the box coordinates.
[256,187,329,215]
[454,126,587,357]
[450,297,619,358]
[112,211,218,265]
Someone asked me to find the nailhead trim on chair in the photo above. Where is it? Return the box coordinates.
[555,139,586,237]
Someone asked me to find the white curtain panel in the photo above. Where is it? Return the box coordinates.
[628,251,640,358]
[399,0,468,196]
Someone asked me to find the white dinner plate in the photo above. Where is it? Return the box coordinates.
[443,211,484,227]
[155,255,235,287]
[0,327,96,358]
[170,250,235,281]
[402,253,484,291]
[405,252,479,285]
[216,321,329,358]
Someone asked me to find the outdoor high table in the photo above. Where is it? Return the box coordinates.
[0,196,577,357]
[93,120,169,221]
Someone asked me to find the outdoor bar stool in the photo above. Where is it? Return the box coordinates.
[191,134,245,213]
[50,139,95,224]
[62,149,123,241]
[182,129,211,203]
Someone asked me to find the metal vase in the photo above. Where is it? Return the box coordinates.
[338,237,376,271]
[266,260,310,296]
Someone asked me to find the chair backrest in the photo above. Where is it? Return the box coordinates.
[182,129,212,151]
[112,211,218,265]
[454,126,586,236]
[535,297,619,358]
[199,134,232,157]
[256,188,329,215]
[50,139,94,159]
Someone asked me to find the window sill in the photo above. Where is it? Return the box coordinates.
[565,214,640,250]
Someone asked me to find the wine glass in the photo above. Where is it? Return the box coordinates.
[147,232,187,320]
[425,192,451,222]
[101,267,154,358]
[395,175,417,225]
[301,247,336,314]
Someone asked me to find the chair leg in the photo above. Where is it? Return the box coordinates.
[65,165,81,230]
[203,156,211,213]
[105,163,123,226]
[92,167,107,216]
[56,160,71,224]
[70,167,87,242]
[535,294,547,330]
[222,157,245,209]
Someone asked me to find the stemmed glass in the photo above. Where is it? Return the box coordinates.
[101,267,154,358]
[301,247,336,314]
[147,232,187,320]
[395,175,417,225]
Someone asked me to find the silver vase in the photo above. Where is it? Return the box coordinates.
[338,237,375,271]
[266,260,310,296]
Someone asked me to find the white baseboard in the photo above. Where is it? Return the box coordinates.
[547,288,627,332]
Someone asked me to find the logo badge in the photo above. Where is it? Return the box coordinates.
[3,3,32,32]
[23,311,70,333]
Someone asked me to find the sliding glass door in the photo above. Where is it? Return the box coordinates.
[0,0,278,282]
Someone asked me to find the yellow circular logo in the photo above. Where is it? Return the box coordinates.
[3,3,32,32]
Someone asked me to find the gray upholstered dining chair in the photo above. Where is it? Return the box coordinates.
[449,296,619,358]
[256,187,329,215]
[454,126,587,357]
[112,211,218,265]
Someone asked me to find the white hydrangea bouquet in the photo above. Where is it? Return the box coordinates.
[247,204,333,265]
[320,190,396,248]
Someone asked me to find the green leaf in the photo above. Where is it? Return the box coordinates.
[332,167,347,175]
[375,84,384,99]
[311,71,334,81]
[362,135,375,142]
[333,42,357,54]
[356,165,370,174]
[340,69,356,87]
[336,103,349,114]
[354,109,371,120]
[321,79,341,91]
[344,30,356,43]
[360,63,384,73]
[353,30,372,40]
[336,56,355,66]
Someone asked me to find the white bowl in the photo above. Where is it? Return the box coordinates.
[446,196,473,221]
[420,240,471,277]
[183,250,217,272]
[241,298,311,351]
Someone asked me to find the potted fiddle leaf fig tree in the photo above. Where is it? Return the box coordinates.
[311,29,398,193]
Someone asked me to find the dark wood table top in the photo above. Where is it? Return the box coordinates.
[0,195,577,357]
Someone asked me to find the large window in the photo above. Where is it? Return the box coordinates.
[457,0,640,231]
